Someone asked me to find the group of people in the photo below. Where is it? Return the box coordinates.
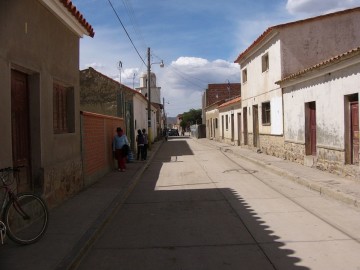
[112,127,148,172]
[136,128,148,161]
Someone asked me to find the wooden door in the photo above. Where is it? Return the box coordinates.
[221,115,224,140]
[243,108,248,145]
[237,113,242,146]
[351,102,359,164]
[309,103,317,156]
[231,114,234,142]
[253,105,259,148]
[305,102,316,156]
[11,70,31,190]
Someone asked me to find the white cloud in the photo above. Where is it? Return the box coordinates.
[156,57,240,116]
[286,0,360,15]
[172,57,209,67]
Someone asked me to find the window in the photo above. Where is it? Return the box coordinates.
[226,115,229,129]
[242,68,247,83]
[262,53,269,72]
[53,82,75,133]
[262,102,271,125]
[215,118,218,129]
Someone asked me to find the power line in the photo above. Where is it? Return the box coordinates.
[107,0,146,66]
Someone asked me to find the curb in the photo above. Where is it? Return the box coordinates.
[57,141,163,270]
[224,148,359,208]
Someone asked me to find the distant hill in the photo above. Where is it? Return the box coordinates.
[167,117,177,125]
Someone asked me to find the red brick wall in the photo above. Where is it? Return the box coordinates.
[81,111,124,185]
[206,83,241,107]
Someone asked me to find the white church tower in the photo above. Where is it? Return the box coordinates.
[137,72,161,104]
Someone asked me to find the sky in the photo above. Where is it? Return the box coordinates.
[72,0,360,117]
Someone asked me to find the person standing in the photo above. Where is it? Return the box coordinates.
[142,128,148,160]
[136,129,145,160]
[112,127,129,172]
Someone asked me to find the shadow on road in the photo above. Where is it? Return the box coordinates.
[80,139,309,270]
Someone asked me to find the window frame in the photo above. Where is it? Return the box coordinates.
[242,68,247,83]
[262,53,269,73]
[53,82,75,134]
[261,101,271,125]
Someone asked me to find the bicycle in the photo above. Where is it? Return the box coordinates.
[0,166,49,245]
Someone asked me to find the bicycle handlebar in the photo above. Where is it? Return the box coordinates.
[0,166,25,173]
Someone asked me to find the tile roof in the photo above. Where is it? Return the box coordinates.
[218,96,241,109]
[60,0,95,37]
[234,7,360,63]
[277,47,360,84]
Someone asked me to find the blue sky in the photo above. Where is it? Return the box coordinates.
[72,0,360,116]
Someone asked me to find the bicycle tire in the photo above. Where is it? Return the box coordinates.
[3,193,49,245]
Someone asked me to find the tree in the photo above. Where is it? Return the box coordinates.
[180,109,202,130]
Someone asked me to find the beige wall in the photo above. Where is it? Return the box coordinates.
[0,0,83,206]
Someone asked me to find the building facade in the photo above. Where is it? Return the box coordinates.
[235,7,360,160]
[0,0,94,206]
[278,48,360,178]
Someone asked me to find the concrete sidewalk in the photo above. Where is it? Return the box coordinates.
[0,141,163,270]
[205,139,360,208]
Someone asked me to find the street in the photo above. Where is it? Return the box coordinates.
[75,137,360,270]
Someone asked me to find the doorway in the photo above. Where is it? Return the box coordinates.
[231,113,234,142]
[237,113,242,146]
[350,102,359,164]
[345,94,359,165]
[305,102,316,156]
[11,70,31,191]
[243,107,248,145]
[253,105,259,148]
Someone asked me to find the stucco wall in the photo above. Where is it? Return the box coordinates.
[0,0,83,205]
[240,38,283,136]
[283,56,360,178]
[219,105,242,144]
[280,10,360,77]
[284,62,360,148]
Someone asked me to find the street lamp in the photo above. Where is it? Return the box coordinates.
[147,47,164,149]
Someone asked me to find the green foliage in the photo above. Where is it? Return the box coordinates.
[180,109,202,129]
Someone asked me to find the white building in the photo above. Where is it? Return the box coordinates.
[235,7,360,158]
[218,97,242,145]
[278,47,359,177]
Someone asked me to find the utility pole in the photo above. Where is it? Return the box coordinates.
[147,47,152,149]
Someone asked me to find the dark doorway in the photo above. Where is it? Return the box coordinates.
[11,70,31,191]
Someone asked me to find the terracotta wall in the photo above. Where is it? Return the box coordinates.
[81,111,124,186]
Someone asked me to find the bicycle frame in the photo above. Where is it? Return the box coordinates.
[0,175,11,243]
[0,168,28,244]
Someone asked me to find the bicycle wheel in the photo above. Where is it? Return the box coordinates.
[3,193,49,245]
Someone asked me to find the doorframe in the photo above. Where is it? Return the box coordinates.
[11,69,32,191]
[253,105,259,148]
[345,94,359,164]
[305,101,316,156]
[237,112,242,146]
[231,113,234,142]
[243,107,248,145]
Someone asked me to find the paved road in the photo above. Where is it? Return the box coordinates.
[76,137,360,270]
